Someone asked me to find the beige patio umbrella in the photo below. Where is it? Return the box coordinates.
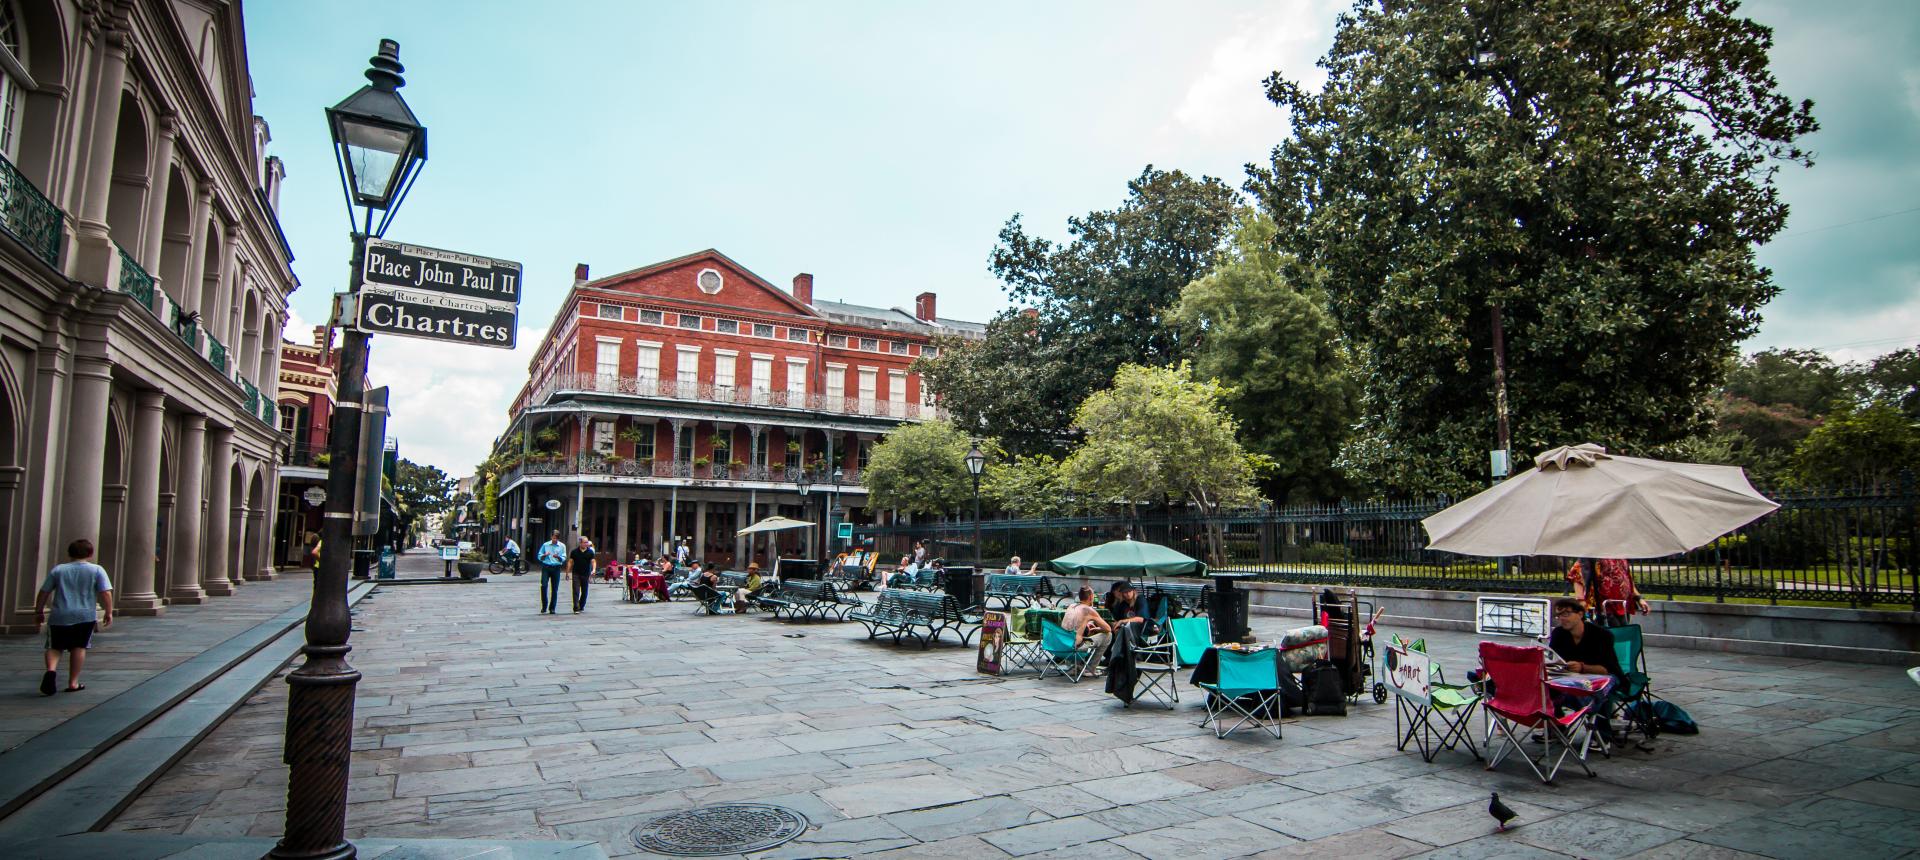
[736,515,814,535]
[1421,443,1779,558]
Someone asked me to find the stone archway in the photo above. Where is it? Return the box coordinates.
[12,0,70,193]
[103,95,150,253]
[153,442,172,599]
[97,409,128,587]
[243,466,268,581]
[0,361,25,626]
[226,460,245,586]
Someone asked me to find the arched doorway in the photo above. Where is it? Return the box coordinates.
[227,461,245,584]
[103,95,150,253]
[243,467,266,581]
[97,409,127,587]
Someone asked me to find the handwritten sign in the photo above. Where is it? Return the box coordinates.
[1383,642,1432,706]
[1476,596,1552,640]
[977,610,1009,675]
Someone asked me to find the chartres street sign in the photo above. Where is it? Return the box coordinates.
[356,239,521,349]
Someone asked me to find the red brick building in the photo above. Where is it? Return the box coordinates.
[274,327,339,566]
[497,249,983,567]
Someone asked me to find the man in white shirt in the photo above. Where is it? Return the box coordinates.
[1004,556,1024,576]
[501,537,522,574]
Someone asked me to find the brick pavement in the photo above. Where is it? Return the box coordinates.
[0,571,316,752]
[105,570,1920,859]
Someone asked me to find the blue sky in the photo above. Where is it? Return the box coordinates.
[243,0,1920,476]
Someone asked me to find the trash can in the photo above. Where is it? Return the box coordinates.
[943,565,979,612]
[377,548,396,580]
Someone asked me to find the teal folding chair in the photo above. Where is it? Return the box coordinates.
[1169,617,1212,668]
[1197,649,1283,739]
[1610,624,1657,745]
[1038,619,1096,682]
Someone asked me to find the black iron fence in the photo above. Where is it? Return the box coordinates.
[856,479,1918,609]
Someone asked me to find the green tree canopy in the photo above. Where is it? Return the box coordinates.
[1864,348,1920,420]
[1251,0,1817,497]
[1173,208,1356,503]
[983,452,1075,519]
[1790,401,1920,490]
[393,459,456,520]
[861,420,976,516]
[1060,363,1267,516]
[1724,348,1863,416]
[921,166,1240,456]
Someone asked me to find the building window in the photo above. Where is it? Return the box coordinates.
[677,424,694,465]
[859,439,873,470]
[858,367,878,410]
[751,356,772,392]
[597,304,623,320]
[714,352,736,390]
[716,319,739,334]
[786,358,807,400]
[0,2,25,160]
[787,328,809,343]
[640,309,663,324]
[595,340,620,383]
[632,424,655,461]
[785,433,802,470]
[827,334,846,348]
[752,323,774,338]
[890,341,908,355]
[922,345,939,358]
[752,432,768,467]
[859,337,878,351]
[888,370,908,417]
[636,344,661,383]
[711,429,731,463]
[826,366,845,402]
[278,403,298,434]
[678,314,701,330]
[676,348,699,395]
[593,420,614,455]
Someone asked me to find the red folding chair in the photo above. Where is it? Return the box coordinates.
[1478,641,1595,783]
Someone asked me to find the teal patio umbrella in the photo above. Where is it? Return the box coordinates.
[1050,538,1208,578]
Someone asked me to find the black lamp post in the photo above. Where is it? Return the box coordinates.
[273,39,426,860]
[965,443,986,566]
[797,470,813,559]
[830,466,844,554]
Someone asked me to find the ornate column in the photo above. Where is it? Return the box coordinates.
[138,113,177,272]
[181,182,212,314]
[97,483,127,588]
[58,354,113,548]
[69,23,130,288]
[166,415,206,604]
[202,427,235,595]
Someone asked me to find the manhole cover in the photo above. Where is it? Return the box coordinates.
[632,803,809,856]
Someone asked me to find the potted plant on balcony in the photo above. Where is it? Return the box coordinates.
[314,452,331,467]
[693,456,710,468]
[604,453,627,467]
[618,426,646,444]
[635,457,653,473]
[535,427,560,446]
[786,440,801,454]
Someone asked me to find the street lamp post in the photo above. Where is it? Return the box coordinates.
[273,39,426,860]
[965,443,986,567]
[830,466,844,555]
[797,470,813,559]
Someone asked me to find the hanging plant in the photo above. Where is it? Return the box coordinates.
[618,425,647,443]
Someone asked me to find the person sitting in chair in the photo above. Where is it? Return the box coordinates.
[1549,597,1625,736]
[689,563,724,610]
[735,563,765,612]
[1105,582,1155,638]
[1062,586,1114,675]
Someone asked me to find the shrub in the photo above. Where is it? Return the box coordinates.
[1299,542,1351,564]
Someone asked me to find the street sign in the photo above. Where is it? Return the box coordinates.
[544,499,561,510]
[457,541,474,551]
[303,487,327,507]
[356,239,521,350]
[438,546,458,561]
[837,522,853,540]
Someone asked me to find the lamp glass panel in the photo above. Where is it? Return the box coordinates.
[341,120,411,201]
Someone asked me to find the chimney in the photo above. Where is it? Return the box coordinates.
[914,291,937,322]
[264,157,286,213]
[574,263,590,285]
[792,273,814,306]
[1021,307,1039,320]
[313,325,327,348]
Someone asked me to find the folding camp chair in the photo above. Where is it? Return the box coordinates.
[1609,624,1657,746]
[1198,648,1283,739]
[1168,617,1212,668]
[1478,641,1595,783]
[1128,623,1179,709]
[1385,638,1481,762]
[1038,619,1097,682]
[1001,607,1043,674]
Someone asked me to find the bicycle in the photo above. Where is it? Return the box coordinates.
[488,551,523,575]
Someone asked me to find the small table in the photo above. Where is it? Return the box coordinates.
[625,569,669,602]
[1547,672,1616,760]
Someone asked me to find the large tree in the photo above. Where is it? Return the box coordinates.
[1724,348,1863,417]
[1060,363,1268,561]
[393,459,456,522]
[921,166,1240,455]
[1863,348,1920,420]
[861,420,976,517]
[1173,209,1356,503]
[1251,0,1817,496]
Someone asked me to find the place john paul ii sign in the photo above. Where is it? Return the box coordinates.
[355,238,521,349]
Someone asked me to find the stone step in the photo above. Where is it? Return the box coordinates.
[1,832,608,859]
[0,581,376,831]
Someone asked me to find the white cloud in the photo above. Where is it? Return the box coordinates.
[364,326,544,477]
[1166,3,1341,139]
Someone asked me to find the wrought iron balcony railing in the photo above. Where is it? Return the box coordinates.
[169,301,199,350]
[527,371,943,421]
[116,244,155,311]
[508,453,860,486]
[0,151,63,268]
[207,334,228,374]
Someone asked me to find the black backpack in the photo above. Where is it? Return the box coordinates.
[1303,660,1347,716]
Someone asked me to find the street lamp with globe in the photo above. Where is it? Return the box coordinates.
[965,443,987,566]
[797,469,813,558]
[272,39,426,860]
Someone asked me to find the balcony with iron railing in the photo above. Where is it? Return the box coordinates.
[504,453,859,489]
[526,371,943,422]
[283,439,330,468]
[109,241,281,428]
[0,151,64,269]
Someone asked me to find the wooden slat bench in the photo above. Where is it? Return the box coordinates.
[848,590,980,649]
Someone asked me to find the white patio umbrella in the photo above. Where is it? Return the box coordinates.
[736,515,814,535]
[1421,443,1779,558]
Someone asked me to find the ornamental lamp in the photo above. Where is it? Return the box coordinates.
[964,444,986,477]
[326,39,427,213]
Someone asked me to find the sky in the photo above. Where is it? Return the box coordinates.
[241,0,1920,478]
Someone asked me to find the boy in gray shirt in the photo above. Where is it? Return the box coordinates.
[35,538,114,695]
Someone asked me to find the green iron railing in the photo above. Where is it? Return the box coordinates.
[116,245,155,311]
[206,334,228,374]
[240,378,260,416]
[0,151,63,268]
[169,302,199,349]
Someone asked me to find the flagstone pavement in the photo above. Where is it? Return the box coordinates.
[105,565,1920,859]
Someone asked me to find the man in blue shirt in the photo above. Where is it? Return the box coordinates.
[535,531,567,614]
[35,538,114,696]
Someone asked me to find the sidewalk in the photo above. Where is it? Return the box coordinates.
[0,572,317,752]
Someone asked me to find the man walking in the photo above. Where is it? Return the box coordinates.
[35,539,113,695]
[535,531,566,614]
[567,536,597,614]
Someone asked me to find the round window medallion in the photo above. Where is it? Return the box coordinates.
[697,268,724,294]
[632,803,809,856]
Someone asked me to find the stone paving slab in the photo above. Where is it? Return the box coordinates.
[92,570,1920,859]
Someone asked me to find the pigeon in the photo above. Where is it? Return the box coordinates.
[1489,791,1517,832]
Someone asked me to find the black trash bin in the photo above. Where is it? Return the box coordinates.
[1208,589,1251,644]
[942,565,979,612]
